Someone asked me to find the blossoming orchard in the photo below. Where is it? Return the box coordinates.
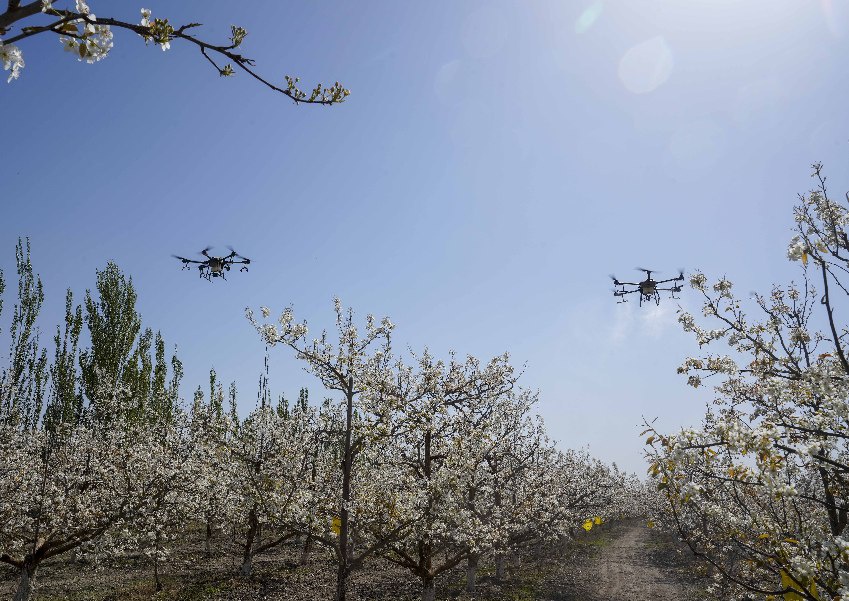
[2,1,847,600]
[0,242,643,601]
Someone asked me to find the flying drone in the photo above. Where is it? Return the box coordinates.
[172,247,251,281]
[610,268,684,306]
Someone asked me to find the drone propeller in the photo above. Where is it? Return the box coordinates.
[172,254,203,264]
[635,267,658,274]
[226,246,251,265]
[200,246,213,258]
[227,246,250,262]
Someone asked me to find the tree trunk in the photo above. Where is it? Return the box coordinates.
[335,380,355,601]
[240,555,253,578]
[205,520,213,557]
[347,534,356,563]
[153,557,163,592]
[13,562,37,601]
[559,534,570,556]
[299,533,313,566]
[466,553,479,592]
[495,553,506,582]
[421,576,436,601]
[241,505,258,577]
[334,561,347,601]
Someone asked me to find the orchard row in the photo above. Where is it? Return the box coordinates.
[0,246,645,601]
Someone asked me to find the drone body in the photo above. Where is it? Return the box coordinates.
[172,247,251,282]
[611,268,683,306]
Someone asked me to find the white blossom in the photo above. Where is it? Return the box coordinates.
[0,40,25,82]
[787,234,807,262]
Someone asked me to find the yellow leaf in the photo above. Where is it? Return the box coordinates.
[331,516,341,535]
[647,520,656,529]
[802,251,808,266]
[594,516,603,525]
[758,533,770,539]
[582,519,593,532]
[781,569,819,601]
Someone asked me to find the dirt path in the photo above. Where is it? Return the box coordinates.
[570,521,703,601]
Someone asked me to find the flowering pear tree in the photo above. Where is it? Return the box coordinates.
[0,241,191,601]
[0,414,193,601]
[221,388,316,577]
[646,164,849,600]
[0,1,349,103]
[97,418,195,594]
[186,371,236,558]
[294,395,344,566]
[363,350,520,601]
[550,451,636,528]
[247,299,397,601]
[461,388,552,589]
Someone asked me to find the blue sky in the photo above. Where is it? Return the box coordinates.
[2,0,848,473]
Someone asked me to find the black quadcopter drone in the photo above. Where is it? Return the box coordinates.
[172,247,251,281]
[610,268,684,306]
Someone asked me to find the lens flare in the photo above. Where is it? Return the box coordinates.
[575,2,604,34]
[618,36,674,94]
[821,0,843,37]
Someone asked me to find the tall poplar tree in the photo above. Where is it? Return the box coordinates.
[42,288,83,433]
[0,238,48,430]
[78,262,180,425]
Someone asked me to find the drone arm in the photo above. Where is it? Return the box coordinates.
[172,255,206,264]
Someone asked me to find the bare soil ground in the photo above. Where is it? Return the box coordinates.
[559,520,709,601]
[0,520,710,600]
